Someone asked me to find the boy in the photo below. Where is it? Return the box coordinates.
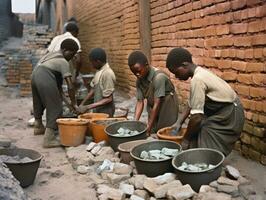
[166,47,244,156]
[128,51,179,135]
[32,39,79,148]
[79,48,116,116]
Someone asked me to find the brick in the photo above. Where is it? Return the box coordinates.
[234,36,252,47]
[217,37,233,47]
[231,61,247,71]
[204,39,217,48]
[192,1,201,10]
[259,114,266,124]
[252,34,266,46]
[248,148,261,162]
[215,59,231,69]
[203,5,216,16]
[216,2,230,13]
[248,21,263,33]
[204,26,216,37]
[261,154,266,165]
[235,50,245,59]
[243,121,254,134]
[246,62,264,72]
[237,74,252,85]
[247,0,262,6]
[250,87,266,98]
[244,49,253,59]
[248,8,256,18]
[201,0,213,7]
[240,133,251,144]
[252,113,259,123]
[235,85,249,96]
[234,140,241,151]
[245,111,253,120]
[230,23,248,34]
[216,25,229,35]
[222,72,237,81]
[231,0,246,10]
[253,48,263,58]
[263,48,266,57]
[252,74,266,85]
[241,144,249,157]
[255,4,266,17]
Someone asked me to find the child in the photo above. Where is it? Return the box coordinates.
[128,51,179,135]
[166,47,245,156]
[32,39,79,148]
[79,48,116,116]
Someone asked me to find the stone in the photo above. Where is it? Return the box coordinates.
[154,180,182,199]
[134,189,149,199]
[0,135,11,148]
[94,153,117,163]
[107,173,131,185]
[217,185,239,197]
[113,163,133,175]
[152,173,176,185]
[130,161,136,168]
[194,192,232,200]
[225,165,240,180]
[199,185,216,193]
[217,176,239,186]
[167,184,195,200]
[97,146,115,156]
[209,181,218,188]
[143,178,159,194]
[88,174,106,184]
[86,142,97,151]
[77,165,88,174]
[237,176,250,185]
[97,184,125,200]
[119,183,134,195]
[91,145,102,155]
[130,195,144,200]
[238,184,256,199]
[247,194,265,200]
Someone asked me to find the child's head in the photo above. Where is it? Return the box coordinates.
[166,48,193,80]
[128,51,149,79]
[60,39,79,61]
[65,22,79,37]
[88,48,107,69]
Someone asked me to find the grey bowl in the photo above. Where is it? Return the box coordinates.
[130,140,182,177]
[172,148,225,192]
[105,120,147,151]
[0,148,43,187]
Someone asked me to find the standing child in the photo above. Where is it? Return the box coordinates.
[128,51,179,135]
[79,48,116,116]
[166,47,245,156]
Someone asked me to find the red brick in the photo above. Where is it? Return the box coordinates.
[234,36,252,47]
[237,74,252,84]
[192,1,201,10]
[248,20,263,33]
[252,74,266,85]
[256,4,266,17]
[231,0,246,10]
[191,18,206,28]
[235,85,250,96]
[230,23,248,34]
[235,50,245,59]
[215,59,232,69]
[252,34,266,46]
[263,48,266,57]
[247,0,262,6]
[244,49,253,59]
[254,48,263,59]
[250,87,266,98]
[258,114,266,124]
[246,62,264,72]
[232,61,247,71]
[248,8,256,18]
[204,26,216,37]
[216,2,231,13]
[201,0,213,7]
[204,39,217,48]
[203,5,216,16]
[216,24,229,35]
[203,58,216,67]
[217,37,233,46]
[222,72,237,81]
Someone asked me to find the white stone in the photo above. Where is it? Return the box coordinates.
[130,195,144,200]
[196,192,232,200]
[86,142,96,152]
[217,176,239,186]
[225,165,240,180]
[107,173,131,185]
[91,145,102,155]
[97,184,125,200]
[119,183,134,195]
[77,165,88,174]
[154,180,182,199]
[152,173,176,185]
[134,189,149,199]
[199,185,216,193]
[143,178,159,194]
[113,163,133,175]
[167,184,195,200]
[97,146,115,156]
[133,175,146,189]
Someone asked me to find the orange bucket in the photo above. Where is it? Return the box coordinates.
[157,127,187,144]
[78,113,109,136]
[90,118,127,143]
[56,118,89,147]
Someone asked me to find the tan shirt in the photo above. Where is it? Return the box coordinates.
[189,67,236,115]
[90,63,116,97]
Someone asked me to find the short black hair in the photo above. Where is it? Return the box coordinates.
[166,48,192,69]
[65,22,79,33]
[67,17,77,23]
[60,38,79,52]
[128,51,148,67]
[89,48,107,63]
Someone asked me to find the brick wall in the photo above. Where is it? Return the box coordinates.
[61,0,265,163]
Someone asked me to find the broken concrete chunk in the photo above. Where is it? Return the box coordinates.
[152,173,176,185]
[119,183,134,195]
[177,162,215,172]
[167,184,195,200]
[199,185,216,193]
[154,180,182,199]
[217,184,239,197]
[196,192,232,200]
[96,159,114,174]
[217,176,239,187]
[132,175,146,189]
[134,189,149,199]
[77,165,88,174]
[91,145,102,155]
[106,173,131,185]
[143,178,159,194]
[225,165,240,180]
[115,127,140,137]
[130,195,144,200]
[86,142,97,152]
[113,163,133,175]
[161,147,180,156]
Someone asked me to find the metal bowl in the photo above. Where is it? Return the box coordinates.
[130,140,182,177]
[172,148,225,192]
[105,120,147,151]
[0,148,43,187]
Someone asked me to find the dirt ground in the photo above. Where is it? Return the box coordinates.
[0,73,265,199]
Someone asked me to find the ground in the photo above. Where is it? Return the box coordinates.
[0,73,265,199]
